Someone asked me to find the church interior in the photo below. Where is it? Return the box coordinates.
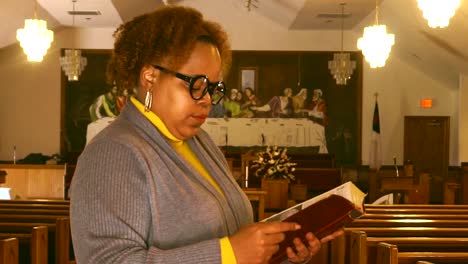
[1,0,468,263]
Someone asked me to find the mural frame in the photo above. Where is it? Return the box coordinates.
[60,50,362,166]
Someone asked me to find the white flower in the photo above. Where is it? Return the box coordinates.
[251,146,296,180]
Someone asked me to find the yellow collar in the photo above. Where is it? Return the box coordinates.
[130,96,183,146]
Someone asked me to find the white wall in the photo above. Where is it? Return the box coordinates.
[0,1,460,166]
[360,55,459,166]
[0,43,61,161]
[0,27,114,161]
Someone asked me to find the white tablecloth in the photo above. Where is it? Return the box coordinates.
[86,117,116,144]
[202,118,328,153]
[86,117,328,153]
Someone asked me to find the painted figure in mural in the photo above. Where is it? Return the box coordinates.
[223,88,253,117]
[240,87,260,110]
[116,88,130,113]
[292,88,308,117]
[251,87,294,118]
[208,96,227,117]
[89,85,119,122]
[306,88,328,126]
[235,89,245,104]
[223,88,242,117]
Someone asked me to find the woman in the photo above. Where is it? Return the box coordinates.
[70,6,341,264]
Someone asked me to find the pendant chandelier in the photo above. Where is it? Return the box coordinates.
[244,0,258,11]
[16,0,54,62]
[60,0,87,81]
[357,0,395,68]
[328,3,356,85]
[417,0,460,28]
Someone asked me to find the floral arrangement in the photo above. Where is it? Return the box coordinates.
[251,146,297,180]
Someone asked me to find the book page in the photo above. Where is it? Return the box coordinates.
[262,181,366,223]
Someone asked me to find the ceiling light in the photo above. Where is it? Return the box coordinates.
[357,0,395,68]
[16,0,54,62]
[417,0,460,28]
[328,3,356,85]
[60,49,87,81]
[244,0,258,11]
[60,0,87,81]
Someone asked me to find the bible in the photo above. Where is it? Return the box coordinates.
[261,181,366,264]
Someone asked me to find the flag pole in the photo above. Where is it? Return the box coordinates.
[370,92,381,170]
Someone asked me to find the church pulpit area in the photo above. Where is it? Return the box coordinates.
[365,162,468,206]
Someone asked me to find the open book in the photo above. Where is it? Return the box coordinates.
[261,181,366,264]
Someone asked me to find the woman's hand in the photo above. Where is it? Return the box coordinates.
[286,229,344,264]
[229,222,301,264]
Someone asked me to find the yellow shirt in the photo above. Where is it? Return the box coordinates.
[130,96,237,263]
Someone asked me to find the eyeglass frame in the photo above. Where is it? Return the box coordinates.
[152,65,226,105]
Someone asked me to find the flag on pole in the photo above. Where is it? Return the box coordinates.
[369,96,382,169]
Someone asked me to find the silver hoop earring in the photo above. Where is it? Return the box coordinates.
[144,90,153,112]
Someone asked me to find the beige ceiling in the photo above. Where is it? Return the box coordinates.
[2,0,468,87]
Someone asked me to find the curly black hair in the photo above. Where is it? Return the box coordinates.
[106,6,231,92]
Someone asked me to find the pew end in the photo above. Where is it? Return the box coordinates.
[348,230,367,264]
[0,237,18,264]
[376,242,398,264]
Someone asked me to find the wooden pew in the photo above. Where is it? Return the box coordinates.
[334,227,468,264]
[362,204,468,219]
[0,209,69,216]
[376,242,468,264]
[0,225,48,264]
[349,230,468,264]
[0,200,72,264]
[0,204,70,210]
[0,218,70,264]
[0,200,70,206]
[0,214,67,223]
[344,227,468,237]
[341,204,468,264]
[349,219,468,228]
[364,204,468,209]
[54,217,71,264]
[361,213,468,220]
[0,237,19,264]
[363,207,468,215]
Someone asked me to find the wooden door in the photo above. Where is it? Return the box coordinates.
[404,116,450,204]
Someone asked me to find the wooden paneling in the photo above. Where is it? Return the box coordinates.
[0,165,65,199]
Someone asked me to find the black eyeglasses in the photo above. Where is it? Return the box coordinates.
[152,65,226,105]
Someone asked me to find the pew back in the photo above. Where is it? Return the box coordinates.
[0,238,18,264]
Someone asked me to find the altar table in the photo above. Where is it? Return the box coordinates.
[202,118,328,153]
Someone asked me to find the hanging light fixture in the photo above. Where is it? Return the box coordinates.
[244,0,258,11]
[16,0,54,62]
[60,0,87,81]
[328,3,356,85]
[417,0,460,28]
[357,0,395,68]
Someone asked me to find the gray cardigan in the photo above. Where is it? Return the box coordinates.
[70,101,253,263]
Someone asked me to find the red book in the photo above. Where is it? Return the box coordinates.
[262,181,365,264]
